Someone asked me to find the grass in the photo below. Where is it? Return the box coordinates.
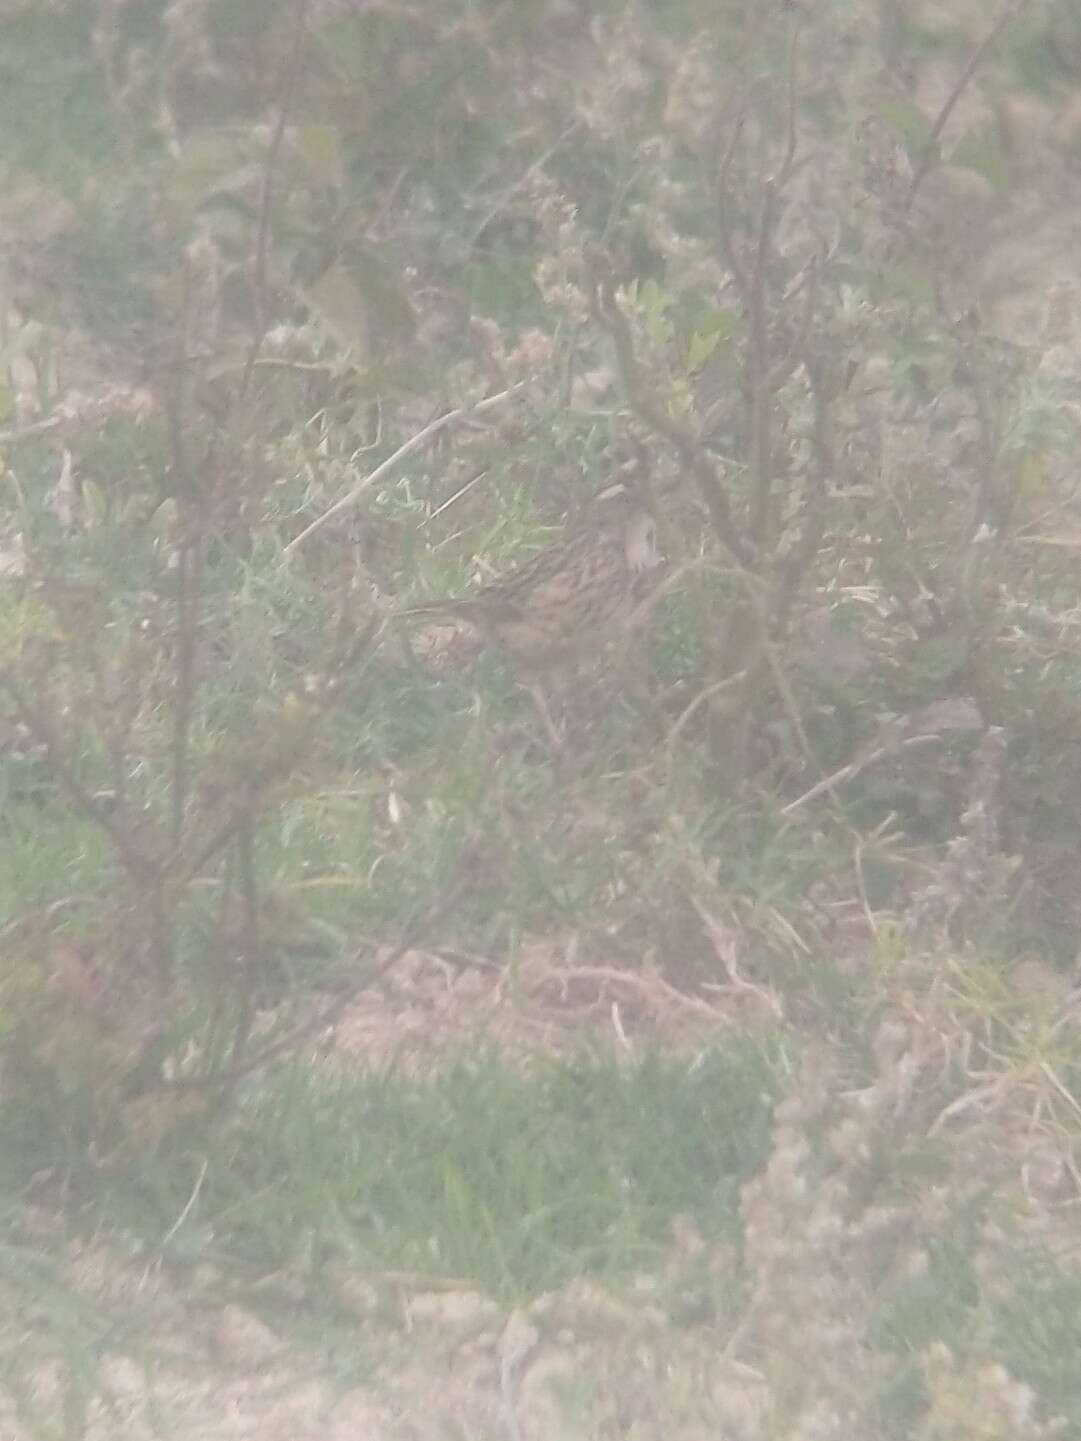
[3,2,1081,1433]
[2,471,1079,1434]
[868,1224,1081,1435]
[3,1045,779,1299]
[3,1038,1080,1436]
[0,1043,779,1434]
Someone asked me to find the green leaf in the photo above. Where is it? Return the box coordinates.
[685,323,727,373]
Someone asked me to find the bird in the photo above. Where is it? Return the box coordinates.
[401,482,660,663]
[399,470,663,748]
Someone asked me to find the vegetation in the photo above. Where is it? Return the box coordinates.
[1,0,1080,1435]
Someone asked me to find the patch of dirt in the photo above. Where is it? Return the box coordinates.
[327,938,779,1071]
[0,1233,756,1441]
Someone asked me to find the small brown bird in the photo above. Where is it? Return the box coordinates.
[403,487,660,661]
[401,480,663,747]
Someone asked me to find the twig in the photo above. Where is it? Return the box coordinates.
[171,535,199,848]
[280,383,527,558]
[692,897,784,1020]
[716,101,751,301]
[239,0,312,397]
[159,1158,209,1252]
[425,466,491,523]
[746,181,777,551]
[768,254,819,392]
[772,351,831,634]
[156,863,476,1091]
[544,963,735,1026]
[775,21,802,189]
[901,0,1032,222]
[781,732,943,816]
[664,671,748,758]
[0,413,65,447]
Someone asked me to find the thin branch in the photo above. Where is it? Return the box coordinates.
[771,348,832,636]
[167,248,203,850]
[716,108,750,302]
[742,576,839,806]
[158,1159,209,1252]
[171,537,199,848]
[664,671,749,760]
[227,815,260,1074]
[0,413,65,447]
[768,254,819,392]
[901,0,1032,222]
[781,733,943,816]
[239,0,312,398]
[746,182,777,551]
[154,865,476,1091]
[425,466,491,523]
[280,383,527,558]
[775,21,802,189]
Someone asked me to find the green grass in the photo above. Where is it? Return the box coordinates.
[0,1043,779,1432]
[3,2,1081,1433]
[4,1042,1081,1436]
[0,1208,153,1441]
[2,1044,777,1298]
[869,1219,1081,1435]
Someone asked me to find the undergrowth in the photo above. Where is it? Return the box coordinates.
[2,0,1081,1436]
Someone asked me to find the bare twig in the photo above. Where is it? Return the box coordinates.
[775,21,802,189]
[771,348,832,635]
[158,1159,209,1252]
[746,181,777,551]
[542,963,736,1026]
[171,536,199,848]
[768,254,819,392]
[156,862,477,1090]
[227,815,260,1074]
[281,382,528,558]
[716,107,751,301]
[664,671,749,759]
[0,413,65,447]
[692,897,784,1020]
[239,0,312,397]
[781,732,943,816]
[425,466,491,523]
[901,0,1032,222]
